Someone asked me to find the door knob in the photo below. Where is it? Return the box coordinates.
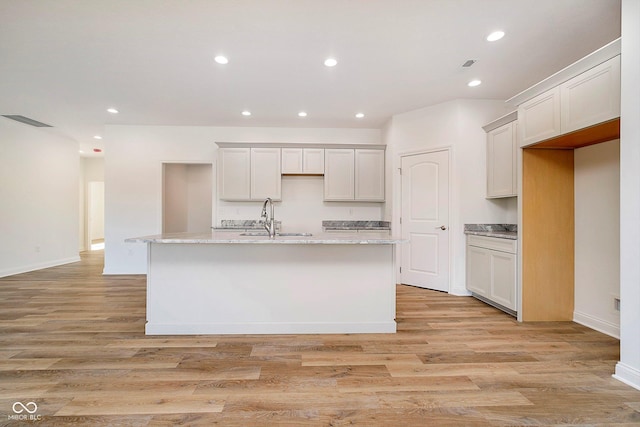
[437,225,447,230]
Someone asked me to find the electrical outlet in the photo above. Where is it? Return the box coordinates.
[35,245,40,253]
[614,297,621,312]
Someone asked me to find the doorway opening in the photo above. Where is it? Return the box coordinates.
[162,163,213,233]
[88,181,105,251]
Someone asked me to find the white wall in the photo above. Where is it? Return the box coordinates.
[104,125,381,274]
[384,99,516,295]
[574,140,620,337]
[615,0,640,391]
[0,118,80,277]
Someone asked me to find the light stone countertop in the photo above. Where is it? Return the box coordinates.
[126,230,405,245]
[463,224,517,240]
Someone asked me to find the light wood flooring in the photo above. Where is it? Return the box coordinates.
[1,251,639,426]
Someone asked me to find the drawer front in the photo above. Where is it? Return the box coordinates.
[467,235,517,253]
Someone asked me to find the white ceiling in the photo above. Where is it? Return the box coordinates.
[0,0,621,157]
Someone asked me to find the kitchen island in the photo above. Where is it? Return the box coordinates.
[126,231,404,335]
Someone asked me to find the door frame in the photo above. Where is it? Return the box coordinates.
[395,146,452,292]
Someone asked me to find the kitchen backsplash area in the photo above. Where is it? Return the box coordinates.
[216,175,385,233]
[322,220,390,231]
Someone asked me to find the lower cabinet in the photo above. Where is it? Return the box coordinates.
[466,235,517,314]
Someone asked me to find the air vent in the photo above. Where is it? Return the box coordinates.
[2,115,52,127]
[462,59,477,68]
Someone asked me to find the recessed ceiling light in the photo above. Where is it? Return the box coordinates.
[298,111,308,117]
[486,31,505,42]
[79,150,84,154]
[241,110,251,116]
[214,55,229,64]
[107,108,118,114]
[468,79,482,87]
[355,113,365,118]
[93,135,102,139]
[324,58,338,67]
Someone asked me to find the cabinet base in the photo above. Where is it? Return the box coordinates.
[471,293,517,317]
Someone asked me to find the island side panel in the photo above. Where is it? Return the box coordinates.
[145,243,396,334]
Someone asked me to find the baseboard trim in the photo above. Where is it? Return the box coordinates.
[101,268,147,275]
[0,256,81,278]
[146,321,398,335]
[613,362,640,391]
[573,310,620,339]
[449,286,472,297]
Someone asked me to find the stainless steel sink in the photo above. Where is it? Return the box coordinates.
[240,232,312,237]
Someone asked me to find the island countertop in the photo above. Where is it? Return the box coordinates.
[126,230,404,245]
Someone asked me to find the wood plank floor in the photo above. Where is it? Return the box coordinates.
[1,251,639,426]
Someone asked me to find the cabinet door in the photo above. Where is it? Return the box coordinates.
[560,55,621,134]
[466,245,491,297]
[281,148,303,174]
[251,148,281,201]
[518,86,561,147]
[487,122,517,198]
[324,149,355,201]
[355,149,385,201]
[218,148,251,201]
[303,148,325,174]
[490,251,517,310]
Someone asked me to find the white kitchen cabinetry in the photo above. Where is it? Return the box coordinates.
[466,235,517,314]
[518,87,561,147]
[218,147,281,201]
[324,149,385,202]
[324,149,355,201]
[281,148,325,174]
[518,55,620,147]
[486,121,517,198]
[355,149,385,201]
[251,147,281,201]
[560,55,621,134]
[218,147,251,201]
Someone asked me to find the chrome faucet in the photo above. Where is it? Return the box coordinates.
[260,197,276,238]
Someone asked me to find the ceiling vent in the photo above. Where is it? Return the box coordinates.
[2,115,53,127]
[462,59,477,68]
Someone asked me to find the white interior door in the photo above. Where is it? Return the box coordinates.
[400,150,449,292]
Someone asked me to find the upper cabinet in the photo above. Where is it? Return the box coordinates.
[518,87,561,147]
[324,148,385,202]
[355,149,385,202]
[218,147,251,201]
[518,55,620,148]
[486,120,517,198]
[218,147,281,201]
[560,55,621,134]
[281,148,325,174]
[324,149,355,201]
[250,147,281,201]
[219,144,384,203]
